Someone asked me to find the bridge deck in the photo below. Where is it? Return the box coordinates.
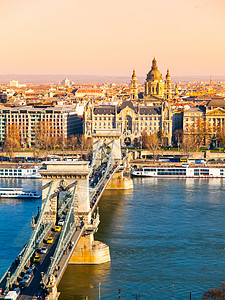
[0,226,83,300]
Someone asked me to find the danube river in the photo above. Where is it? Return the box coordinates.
[1,178,225,299]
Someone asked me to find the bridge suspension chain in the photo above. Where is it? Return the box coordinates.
[89,141,115,200]
[42,182,78,286]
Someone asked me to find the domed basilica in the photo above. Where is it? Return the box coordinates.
[131,57,172,103]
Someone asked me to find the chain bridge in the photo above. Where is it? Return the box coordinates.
[0,130,133,300]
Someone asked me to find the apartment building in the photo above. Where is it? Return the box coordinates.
[0,106,82,146]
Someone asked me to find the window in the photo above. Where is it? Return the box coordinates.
[194,169,199,176]
[200,169,209,176]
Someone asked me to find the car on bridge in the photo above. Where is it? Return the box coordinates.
[33,255,41,263]
[5,290,18,300]
[47,237,54,244]
[40,247,48,254]
[13,287,20,296]
[54,226,61,232]
[58,219,64,226]
[19,276,31,289]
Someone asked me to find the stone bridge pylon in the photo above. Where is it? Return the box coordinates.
[91,129,133,190]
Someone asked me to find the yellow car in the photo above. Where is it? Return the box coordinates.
[55,226,61,232]
[33,255,41,263]
[47,237,54,244]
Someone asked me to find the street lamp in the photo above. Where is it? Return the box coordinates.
[98,282,101,300]
[172,283,174,300]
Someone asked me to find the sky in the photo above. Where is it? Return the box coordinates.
[0,0,225,77]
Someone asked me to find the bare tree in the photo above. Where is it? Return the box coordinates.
[3,124,21,159]
[188,118,212,150]
[141,130,149,149]
[141,131,159,161]
[216,125,225,150]
[174,129,183,148]
[202,282,225,299]
[68,135,79,151]
[148,134,159,161]
[181,135,195,157]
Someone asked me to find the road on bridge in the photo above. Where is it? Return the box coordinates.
[18,230,60,300]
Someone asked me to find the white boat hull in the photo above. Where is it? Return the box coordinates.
[131,167,225,178]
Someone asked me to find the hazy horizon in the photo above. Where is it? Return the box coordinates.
[0,74,224,85]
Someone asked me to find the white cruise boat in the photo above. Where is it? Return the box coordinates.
[0,188,41,199]
[0,167,41,179]
[131,166,225,178]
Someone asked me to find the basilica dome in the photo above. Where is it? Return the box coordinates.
[146,57,163,81]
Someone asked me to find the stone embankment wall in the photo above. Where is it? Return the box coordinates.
[130,150,225,160]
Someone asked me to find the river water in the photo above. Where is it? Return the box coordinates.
[1,178,225,299]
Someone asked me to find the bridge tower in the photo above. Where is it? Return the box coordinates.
[39,161,111,266]
[92,129,122,168]
[92,129,133,190]
[40,161,91,224]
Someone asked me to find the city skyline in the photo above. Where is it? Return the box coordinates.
[0,0,225,77]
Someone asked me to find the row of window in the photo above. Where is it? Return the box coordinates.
[94,116,159,121]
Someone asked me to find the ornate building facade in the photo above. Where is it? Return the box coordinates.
[183,97,225,145]
[84,100,173,146]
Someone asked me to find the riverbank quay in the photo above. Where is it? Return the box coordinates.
[2,148,225,160]
[128,149,225,160]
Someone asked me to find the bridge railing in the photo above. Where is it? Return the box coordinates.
[90,140,101,172]
[7,181,54,288]
[42,182,78,286]
[90,153,128,211]
[89,141,115,199]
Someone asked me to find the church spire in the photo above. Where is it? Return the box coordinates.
[166,68,170,78]
[165,68,172,100]
[130,68,138,101]
[132,68,136,78]
[152,57,157,69]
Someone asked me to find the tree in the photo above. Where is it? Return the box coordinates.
[202,283,225,299]
[148,134,159,161]
[181,136,195,157]
[141,130,159,161]
[68,135,79,151]
[141,130,149,149]
[216,125,225,150]
[78,135,93,152]
[3,124,21,159]
[35,120,54,150]
[3,138,21,159]
[174,129,183,148]
[187,118,212,150]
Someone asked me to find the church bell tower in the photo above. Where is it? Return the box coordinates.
[165,69,172,100]
[130,69,138,100]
